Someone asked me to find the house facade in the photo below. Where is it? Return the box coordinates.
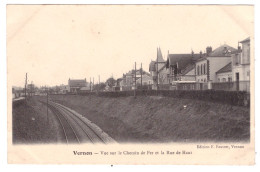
[166,51,201,83]
[231,37,250,92]
[136,73,153,86]
[59,84,70,94]
[232,37,250,82]
[195,45,237,83]
[68,78,87,93]
[149,47,168,90]
[121,69,150,90]
[216,62,232,82]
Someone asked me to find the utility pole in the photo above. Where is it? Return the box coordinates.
[134,62,136,98]
[93,77,95,91]
[157,53,159,96]
[141,63,143,92]
[90,77,91,92]
[30,81,33,97]
[98,75,100,92]
[45,85,49,124]
[24,73,27,98]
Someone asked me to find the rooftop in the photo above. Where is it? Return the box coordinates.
[216,62,232,74]
[68,79,87,87]
[166,53,201,71]
[208,44,237,57]
[240,37,250,43]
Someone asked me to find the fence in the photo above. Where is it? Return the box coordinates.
[77,89,250,107]
[211,81,250,92]
[172,81,250,92]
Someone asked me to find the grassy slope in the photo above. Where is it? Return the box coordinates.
[12,98,62,144]
[50,95,250,143]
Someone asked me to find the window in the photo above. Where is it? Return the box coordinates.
[201,64,203,75]
[222,78,226,82]
[197,66,200,75]
[204,64,206,74]
[247,49,250,63]
[218,78,220,82]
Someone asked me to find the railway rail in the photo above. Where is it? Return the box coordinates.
[41,100,116,144]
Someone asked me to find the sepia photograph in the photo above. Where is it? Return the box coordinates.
[7,4,254,164]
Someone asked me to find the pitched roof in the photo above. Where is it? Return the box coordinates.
[166,53,201,71]
[149,47,167,72]
[149,61,156,71]
[240,37,250,43]
[208,44,237,57]
[216,62,232,74]
[182,63,195,75]
[157,47,165,62]
[68,79,86,87]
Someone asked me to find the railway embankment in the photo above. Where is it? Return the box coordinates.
[49,95,250,143]
[12,98,63,144]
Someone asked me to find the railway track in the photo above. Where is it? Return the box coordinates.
[40,100,115,144]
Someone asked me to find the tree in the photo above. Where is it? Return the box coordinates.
[93,82,106,91]
[106,77,116,88]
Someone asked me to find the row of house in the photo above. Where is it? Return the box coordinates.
[114,69,153,91]
[49,37,250,94]
[148,37,250,92]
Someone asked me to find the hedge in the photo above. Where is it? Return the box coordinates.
[77,90,249,107]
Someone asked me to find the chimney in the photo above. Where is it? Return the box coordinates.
[238,46,241,53]
[200,51,202,58]
[206,46,212,56]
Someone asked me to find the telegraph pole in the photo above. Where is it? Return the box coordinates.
[134,62,136,98]
[98,75,100,92]
[24,73,27,98]
[30,81,33,97]
[141,63,143,92]
[45,85,49,124]
[157,53,159,96]
[90,77,91,92]
[93,77,95,91]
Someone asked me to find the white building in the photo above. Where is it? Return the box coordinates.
[231,37,250,92]
[195,45,237,83]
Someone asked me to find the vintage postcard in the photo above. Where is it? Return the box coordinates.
[7,5,254,164]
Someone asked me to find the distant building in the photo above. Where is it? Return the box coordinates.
[136,73,153,86]
[149,47,168,90]
[165,51,201,83]
[231,37,250,91]
[121,68,150,90]
[27,83,35,96]
[232,37,250,82]
[216,62,232,82]
[59,84,70,94]
[68,78,87,93]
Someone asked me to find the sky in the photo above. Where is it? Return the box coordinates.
[7,5,253,87]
